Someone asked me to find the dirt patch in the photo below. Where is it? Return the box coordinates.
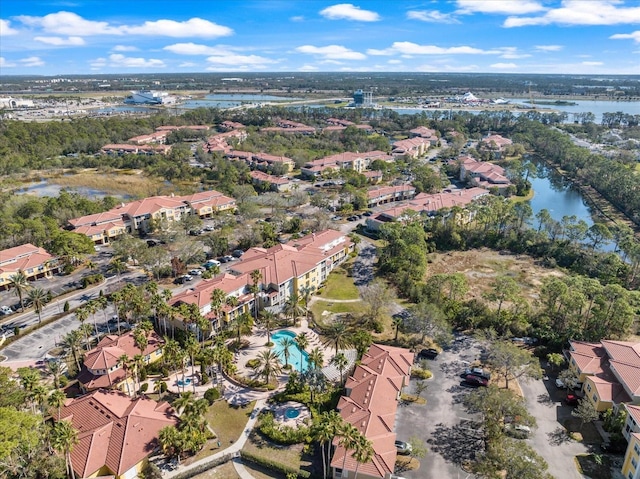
[426,249,565,305]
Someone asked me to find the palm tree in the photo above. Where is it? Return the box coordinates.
[109,259,127,287]
[118,354,133,396]
[308,347,324,370]
[154,380,168,401]
[312,410,343,479]
[224,295,239,331]
[62,330,83,372]
[392,315,403,343]
[27,287,48,324]
[132,354,145,396]
[184,334,200,394]
[331,352,349,384]
[109,291,123,335]
[299,285,314,320]
[9,270,29,312]
[31,384,50,414]
[48,389,66,420]
[322,322,352,352]
[209,288,227,335]
[75,307,90,350]
[50,420,79,479]
[133,328,148,356]
[283,293,305,326]
[278,336,295,368]
[352,435,374,479]
[233,312,253,346]
[253,349,282,385]
[295,332,309,372]
[259,309,277,345]
[85,299,99,337]
[47,359,64,389]
[174,391,196,416]
[158,426,182,464]
[249,269,263,321]
[338,423,361,475]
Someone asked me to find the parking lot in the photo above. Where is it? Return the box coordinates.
[395,335,485,479]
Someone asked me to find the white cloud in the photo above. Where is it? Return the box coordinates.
[500,47,531,59]
[0,57,16,67]
[456,0,545,15]
[535,45,563,51]
[407,10,460,24]
[504,0,640,27]
[34,36,85,45]
[106,54,165,68]
[164,43,230,55]
[415,63,479,72]
[205,53,275,66]
[491,62,518,69]
[112,45,138,52]
[610,30,640,43]
[16,11,233,38]
[296,44,366,60]
[0,19,19,36]
[582,61,604,65]
[299,64,319,71]
[179,62,198,67]
[290,16,305,22]
[319,4,380,22]
[20,56,45,67]
[367,41,503,56]
[388,59,402,64]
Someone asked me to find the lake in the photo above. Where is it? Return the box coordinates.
[179,93,303,110]
[17,181,129,199]
[508,98,639,124]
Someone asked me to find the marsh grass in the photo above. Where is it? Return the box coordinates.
[51,171,174,198]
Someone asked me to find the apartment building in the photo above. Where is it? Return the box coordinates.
[101,144,172,155]
[391,137,431,158]
[250,170,293,192]
[330,344,413,479]
[0,243,61,291]
[68,189,236,243]
[367,185,417,208]
[225,150,296,173]
[459,156,511,193]
[301,151,392,179]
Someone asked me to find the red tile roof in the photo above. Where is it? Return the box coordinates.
[331,344,413,478]
[59,390,177,478]
[589,375,631,404]
[0,243,56,275]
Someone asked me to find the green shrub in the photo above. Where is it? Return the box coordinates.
[139,383,149,394]
[240,450,310,478]
[204,387,221,405]
[63,301,70,312]
[58,375,69,387]
[411,367,433,380]
[246,358,260,369]
[257,412,309,445]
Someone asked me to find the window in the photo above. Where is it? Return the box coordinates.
[629,472,634,479]
[635,443,640,455]
[592,394,598,403]
[586,384,592,393]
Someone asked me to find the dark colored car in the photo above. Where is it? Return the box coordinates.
[417,348,438,360]
[232,249,244,258]
[464,374,488,387]
[462,367,491,380]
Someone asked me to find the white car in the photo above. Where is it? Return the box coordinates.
[0,306,13,316]
[189,269,203,276]
[555,378,566,388]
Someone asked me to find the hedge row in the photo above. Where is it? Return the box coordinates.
[240,450,311,479]
[170,453,233,479]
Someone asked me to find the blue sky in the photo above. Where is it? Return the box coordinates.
[1,1,639,76]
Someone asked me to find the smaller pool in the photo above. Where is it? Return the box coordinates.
[285,408,300,419]
[177,378,192,387]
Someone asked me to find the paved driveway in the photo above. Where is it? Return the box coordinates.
[395,336,485,479]
[520,374,592,479]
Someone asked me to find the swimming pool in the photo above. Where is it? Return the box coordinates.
[271,330,309,372]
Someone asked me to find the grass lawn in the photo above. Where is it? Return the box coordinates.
[311,300,366,327]
[192,461,241,479]
[242,430,308,472]
[575,454,613,479]
[563,418,602,444]
[316,267,360,300]
[187,400,256,463]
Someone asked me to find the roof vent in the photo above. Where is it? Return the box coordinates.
[361,421,366,427]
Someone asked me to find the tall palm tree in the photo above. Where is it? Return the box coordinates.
[75,307,90,350]
[253,349,282,385]
[278,336,295,368]
[352,435,374,479]
[283,293,305,326]
[85,299,99,337]
[94,295,110,333]
[308,346,324,370]
[62,330,83,372]
[109,259,127,287]
[233,312,253,345]
[109,291,123,335]
[249,269,263,321]
[322,322,352,352]
[132,354,145,396]
[50,420,78,479]
[31,384,50,414]
[209,288,227,334]
[259,309,277,345]
[133,328,148,356]
[313,410,343,479]
[174,391,195,416]
[184,334,200,394]
[9,270,29,312]
[154,380,168,401]
[28,287,48,324]
[299,285,314,320]
[118,354,133,396]
[338,423,361,475]
[331,352,349,384]
[47,359,64,389]
[295,332,309,372]
[224,295,239,331]
[48,389,66,420]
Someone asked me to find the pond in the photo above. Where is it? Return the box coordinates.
[526,159,614,252]
[16,180,128,199]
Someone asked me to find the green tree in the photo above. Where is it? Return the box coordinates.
[27,287,48,324]
[484,276,521,317]
[331,352,349,384]
[546,353,565,372]
[294,332,309,371]
[278,336,295,368]
[48,389,67,421]
[487,341,542,390]
[312,410,343,479]
[308,347,324,370]
[50,420,79,479]
[572,398,598,428]
[9,270,30,312]
[253,349,282,385]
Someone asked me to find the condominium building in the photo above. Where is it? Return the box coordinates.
[0,243,61,291]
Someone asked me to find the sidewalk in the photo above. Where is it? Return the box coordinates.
[163,397,267,479]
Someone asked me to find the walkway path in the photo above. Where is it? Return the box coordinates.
[163,398,267,479]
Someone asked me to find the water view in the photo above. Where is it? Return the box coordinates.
[17,180,127,199]
[509,99,639,124]
[180,93,303,110]
[271,329,308,372]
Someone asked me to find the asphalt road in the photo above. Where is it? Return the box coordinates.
[395,336,484,479]
[520,373,591,479]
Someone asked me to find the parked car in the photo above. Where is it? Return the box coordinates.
[203,225,215,232]
[555,378,566,389]
[0,305,13,316]
[505,423,531,438]
[223,255,235,262]
[232,249,244,258]
[189,269,203,276]
[463,374,488,387]
[565,393,579,405]
[460,367,491,380]
[362,211,373,216]
[395,440,412,455]
[417,348,438,360]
